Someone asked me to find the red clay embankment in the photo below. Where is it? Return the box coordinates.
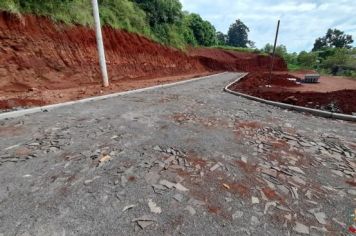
[0,12,287,109]
[0,11,209,109]
[189,48,287,72]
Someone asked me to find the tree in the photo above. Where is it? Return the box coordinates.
[263,43,274,54]
[227,19,250,48]
[312,28,354,51]
[248,40,256,48]
[185,13,217,46]
[320,48,356,75]
[216,31,227,45]
[262,43,287,57]
[297,51,318,68]
[133,0,183,27]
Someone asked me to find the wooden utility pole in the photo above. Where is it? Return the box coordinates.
[92,0,109,87]
[269,20,280,80]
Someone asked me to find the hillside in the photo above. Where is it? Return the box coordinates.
[0,12,287,109]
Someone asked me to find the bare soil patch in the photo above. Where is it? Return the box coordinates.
[229,72,356,115]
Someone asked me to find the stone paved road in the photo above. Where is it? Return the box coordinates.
[0,73,355,236]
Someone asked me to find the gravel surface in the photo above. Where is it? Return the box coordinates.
[0,72,355,236]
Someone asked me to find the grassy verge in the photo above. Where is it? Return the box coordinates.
[210,45,267,55]
[287,63,304,71]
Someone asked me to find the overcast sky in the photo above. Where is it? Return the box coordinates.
[180,0,356,52]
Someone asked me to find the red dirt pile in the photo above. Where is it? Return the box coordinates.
[0,11,288,110]
[189,48,287,72]
[229,72,356,115]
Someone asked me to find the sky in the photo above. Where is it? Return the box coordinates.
[180,0,356,52]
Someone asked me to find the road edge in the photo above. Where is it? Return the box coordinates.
[0,72,228,120]
[224,73,356,122]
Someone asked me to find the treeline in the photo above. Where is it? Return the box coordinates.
[0,0,257,50]
[0,0,215,48]
[262,29,356,77]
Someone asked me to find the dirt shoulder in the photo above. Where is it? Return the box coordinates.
[0,72,214,110]
[228,72,356,115]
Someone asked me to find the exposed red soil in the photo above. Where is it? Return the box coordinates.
[0,11,287,110]
[291,72,356,92]
[0,11,208,109]
[189,47,287,72]
[229,72,356,115]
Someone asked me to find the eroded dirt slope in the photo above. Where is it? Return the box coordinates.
[0,11,208,107]
[0,12,287,110]
[189,48,287,72]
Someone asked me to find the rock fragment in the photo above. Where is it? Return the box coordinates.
[132,215,156,229]
[158,180,188,192]
[288,166,305,175]
[185,206,196,215]
[251,196,260,204]
[348,189,356,196]
[232,211,244,220]
[250,216,260,225]
[293,222,309,235]
[159,180,176,189]
[148,199,162,214]
[175,183,189,192]
[122,205,136,212]
[291,176,306,186]
[210,162,223,171]
[290,187,299,199]
[314,212,327,225]
[98,155,112,167]
[153,145,162,152]
[173,194,184,202]
[145,171,160,185]
[264,202,276,214]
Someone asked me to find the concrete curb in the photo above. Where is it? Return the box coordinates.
[224,73,356,122]
[0,72,228,120]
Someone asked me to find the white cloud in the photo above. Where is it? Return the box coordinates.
[180,0,356,52]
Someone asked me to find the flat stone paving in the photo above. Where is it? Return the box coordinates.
[0,72,355,236]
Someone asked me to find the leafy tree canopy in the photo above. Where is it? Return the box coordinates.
[185,13,217,46]
[133,0,183,27]
[216,31,227,45]
[227,19,250,48]
[263,43,287,57]
[312,28,354,51]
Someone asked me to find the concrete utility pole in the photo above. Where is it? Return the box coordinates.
[92,0,109,87]
[269,20,280,81]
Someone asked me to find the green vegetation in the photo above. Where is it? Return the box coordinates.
[184,13,217,46]
[312,28,354,51]
[211,45,265,55]
[215,19,255,49]
[0,0,219,49]
[0,0,256,51]
[226,19,253,48]
[261,29,355,78]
